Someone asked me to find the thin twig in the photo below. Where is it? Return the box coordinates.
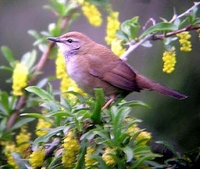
[45,138,60,159]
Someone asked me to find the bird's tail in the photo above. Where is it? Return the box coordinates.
[136,74,187,100]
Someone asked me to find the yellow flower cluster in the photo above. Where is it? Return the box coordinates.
[29,148,45,168]
[105,12,120,45]
[102,147,115,165]
[36,118,52,136]
[126,118,151,145]
[62,131,80,168]
[16,126,31,155]
[81,2,102,27]
[55,50,86,100]
[162,47,176,74]
[85,146,96,167]
[111,39,125,56]
[4,142,18,169]
[12,62,29,96]
[177,31,192,52]
[55,51,66,79]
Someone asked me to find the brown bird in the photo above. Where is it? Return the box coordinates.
[48,31,187,109]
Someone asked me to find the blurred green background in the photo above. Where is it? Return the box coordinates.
[0,0,199,152]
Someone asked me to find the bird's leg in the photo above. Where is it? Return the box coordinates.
[101,94,116,110]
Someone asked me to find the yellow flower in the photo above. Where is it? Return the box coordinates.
[55,50,66,79]
[85,146,96,167]
[177,31,192,52]
[111,39,125,56]
[16,126,31,155]
[162,47,176,74]
[126,118,151,145]
[29,148,45,168]
[105,12,120,45]
[81,2,102,27]
[60,75,86,102]
[5,142,18,169]
[36,118,52,136]
[102,147,115,165]
[76,0,85,5]
[136,131,151,144]
[12,62,29,96]
[62,131,80,168]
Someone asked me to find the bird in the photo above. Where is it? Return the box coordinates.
[48,31,187,109]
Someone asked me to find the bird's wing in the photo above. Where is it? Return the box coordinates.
[89,58,141,92]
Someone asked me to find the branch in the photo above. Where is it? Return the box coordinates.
[120,34,152,61]
[153,25,200,40]
[170,2,200,23]
[120,2,200,61]
[6,17,69,130]
[6,42,55,130]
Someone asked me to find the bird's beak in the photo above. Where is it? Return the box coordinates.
[48,37,62,43]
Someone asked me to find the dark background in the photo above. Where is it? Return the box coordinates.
[0,0,199,152]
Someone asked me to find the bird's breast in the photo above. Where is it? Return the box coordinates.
[65,55,120,96]
[66,55,94,94]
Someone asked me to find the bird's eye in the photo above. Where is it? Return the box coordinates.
[66,38,73,43]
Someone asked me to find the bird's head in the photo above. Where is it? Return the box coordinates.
[48,31,94,57]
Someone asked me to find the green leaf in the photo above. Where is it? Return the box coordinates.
[80,130,97,141]
[46,110,72,118]
[32,126,66,150]
[131,154,159,168]
[76,141,87,169]
[91,88,105,124]
[20,113,45,119]
[141,40,152,48]
[25,86,53,101]
[121,16,140,39]
[188,6,198,24]
[64,2,79,17]
[21,50,37,69]
[139,22,178,39]
[87,0,109,6]
[33,38,46,46]
[116,30,129,41]
[36,78,49,88]
[0,66,13,72]
[11,118,35,130]
[92,129,110,141]
[0,92,10,115]
[48,0,66,16]
[122,146,134,162]
[112,107,131,145]
[60,96,72,111]
[0,118,7,134]
[43,4,56,14]
[12,152,27,169]
[48,23,61,36]
[164,37,177,46]
[40,100,60,111]
[155,140,178,157]
[118,100,150,109]
[90,155,109,169]
[1,46,15,67]
[28,30,41,39]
